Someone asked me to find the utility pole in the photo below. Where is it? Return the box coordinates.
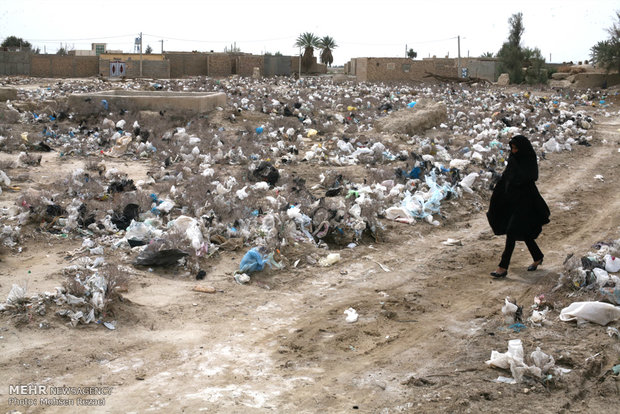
[298,46,302,78]
[160,39,164,54]
[457,35,461,78]
[139,32,143,77]
[405,44,407,58]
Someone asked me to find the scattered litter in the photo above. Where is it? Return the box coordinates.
[344,307,358,323]
[134,248,189,267]
[363,256,390,272]
[441,238,462,246]
[607,327,620,338]
[103,321,116,330]
[502,297,522,323]
[559,301,620,326]
[508,323,527,333]
[319,253,341,267]
[192,285,217,294]
[234,273,251,284]
[486,339,568,384]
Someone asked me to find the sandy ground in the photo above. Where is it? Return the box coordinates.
[0,85,619,414]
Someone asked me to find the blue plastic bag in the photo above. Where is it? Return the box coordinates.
[239,248,266,273]
[408,166,421,179]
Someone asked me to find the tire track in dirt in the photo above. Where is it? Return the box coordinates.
[261,113,620,411]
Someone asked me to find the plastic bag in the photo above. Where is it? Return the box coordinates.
[593,268,611,287]
[6,284,27,305]
[605,255,620,273]
[169,215,205,253]
[530,347,555,375]
[239,248,266,273]
[319,253,341,267]
[559,301,620,325]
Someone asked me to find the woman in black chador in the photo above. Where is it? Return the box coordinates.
[487,135,550,278]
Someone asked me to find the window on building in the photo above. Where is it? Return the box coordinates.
[387,63,395,70]
[95,44,105,55]
[402,64,411,73]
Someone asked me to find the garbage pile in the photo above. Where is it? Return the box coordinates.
[0,75,615,327]
[486,339,570,384]
[1,261,126,328]
[558,237,620,305]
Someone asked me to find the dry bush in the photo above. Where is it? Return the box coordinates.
[71,175,105,200]
[101,264,129,304]
[183,174,214,216]
[16,189,55,219]
[272,117,302,134]
[120,190,152,213]
[63,276,87,297]
[151,180,175,196]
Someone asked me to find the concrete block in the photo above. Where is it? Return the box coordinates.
[0,87,18,101]
[497,73,510,86]
[68,90,226,115]
[374,101,447,136]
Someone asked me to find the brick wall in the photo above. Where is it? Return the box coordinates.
[208,54,232,77]
[360,58,432,82]
[237,55,263,77]
[0,51,30,75]
[573,73,620,88]
[165,52,208,78]
[31,55,98,77]
[350,57,498,82]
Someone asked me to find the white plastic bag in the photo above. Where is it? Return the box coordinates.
[344,308,358,323]
[319,253,341,267]
[6,284,27,305]
[593,267,612,287]
[559,301,620,325]
[605,255,620,273]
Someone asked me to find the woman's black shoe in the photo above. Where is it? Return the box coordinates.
[490,270,508,278]
[527,258,544,271]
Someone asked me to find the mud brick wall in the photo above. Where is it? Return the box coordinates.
[0,51,30,75]
[352,57,499,82]
[208,54,232,77]
[356,58,431,82]
[429,58,458,78]
[237,55,263,77]
[573,73,620,88]
[166,53,208,78]
[31,55,98,77]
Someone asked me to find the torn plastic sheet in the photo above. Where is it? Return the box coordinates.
[393,171,457,220]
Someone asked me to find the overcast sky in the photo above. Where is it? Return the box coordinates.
[0,0,617,65]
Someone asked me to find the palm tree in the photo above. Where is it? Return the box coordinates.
[319,36,338,67]
[295,32,320,73]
